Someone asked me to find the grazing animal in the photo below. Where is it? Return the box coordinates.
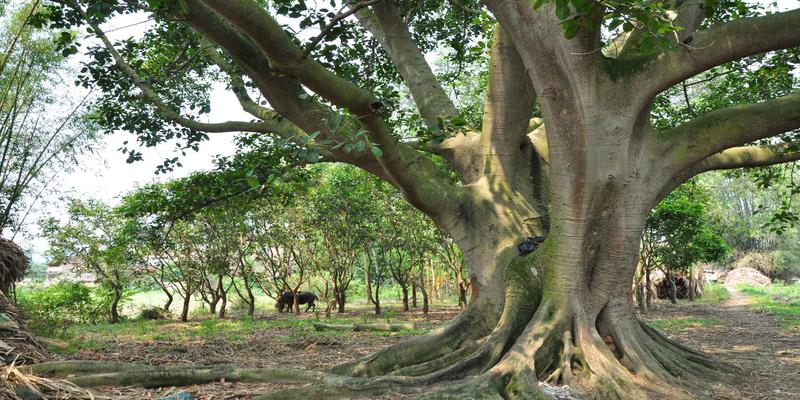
[276,291,318,313]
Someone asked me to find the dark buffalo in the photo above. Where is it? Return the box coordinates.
[276,291,318,313]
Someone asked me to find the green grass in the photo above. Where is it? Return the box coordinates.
[46,312,427,354]
[698,283,729,303]
[648,317,723,331]
[736,283,800,329]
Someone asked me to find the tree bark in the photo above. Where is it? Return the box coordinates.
[180,295,191,322]
[667,272,678,304]
[401,285,409,311]
[457,281,468,309]
[110,287,121,324]
[410,282,417,308]
[336,291,346,313]
[163,292,173,312]
[645,265,654,311]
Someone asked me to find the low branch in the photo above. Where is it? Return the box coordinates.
[691,143,800,174]
[659,92,800,171]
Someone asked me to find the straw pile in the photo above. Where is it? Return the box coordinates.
[0,289,98,399]
[0,238,28,294]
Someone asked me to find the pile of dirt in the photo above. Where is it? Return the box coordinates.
[724,267,771,286]
[729,252,775,278]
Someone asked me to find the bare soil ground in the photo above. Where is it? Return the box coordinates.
[67,306,460,399]
[49,292,800,400]
[641,287,800,400]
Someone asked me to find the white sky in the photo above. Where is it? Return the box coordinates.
[13,0,800,261]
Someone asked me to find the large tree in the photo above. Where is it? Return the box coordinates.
[36,0,800,398]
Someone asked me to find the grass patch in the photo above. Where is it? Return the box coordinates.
[736,283,800,329]
[648,317,723,332]
[698,283,729,303]
[45,313,426,354]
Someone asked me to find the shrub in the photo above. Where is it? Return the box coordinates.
[138,306,170,320]
[15,282,107,334]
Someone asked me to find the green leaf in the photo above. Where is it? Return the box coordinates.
[555,4,571,19]
[370,146,383,158]
[177,0,189,14]
[328,113,344,133]
[622,22,634,32]
[306,151,321,162]
[533,0,547,9]
[246,177,260,189]
[563,20,580,39]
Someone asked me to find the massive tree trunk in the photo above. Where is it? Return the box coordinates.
[326,22,742,399]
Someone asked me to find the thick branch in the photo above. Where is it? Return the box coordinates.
[353,2,459,127]
[183,0,391,178]
[659,92,800,171]
[481,25,535,183]
[482,0,603,109]
[611,0,704,58]
[661,142,800,203]
[196,0,465,222]
[641,8,800,100]
[200,0,381,117]
[690,143,800,174]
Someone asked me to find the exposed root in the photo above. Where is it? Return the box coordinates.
[331,297,497,377]
[544,330,585,386]
[30,361,335,388]
[336,247,542,381]
[312,322,414,332]
[639,321,740,381]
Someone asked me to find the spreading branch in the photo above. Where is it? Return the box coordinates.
[83,12,288,135]
[352,1,459,127]
[198,0,464,222]
[200,0,382,117]
[480,25,535,184]
[693,143,800,173]
[660,142,800,201]
[658,92,800,172]
[302,0,382,59]
[640,8,800,102]
[483,0,603,106]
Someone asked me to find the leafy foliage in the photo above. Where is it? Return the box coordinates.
[16,282,110,334]
[643,182,729,274]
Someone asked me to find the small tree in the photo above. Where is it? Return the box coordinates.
[640,183,729,308]
[40,199,134,323]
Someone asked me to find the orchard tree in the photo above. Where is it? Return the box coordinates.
[37,0,800,398]
[40,199,134,323]
[639,182,729,308]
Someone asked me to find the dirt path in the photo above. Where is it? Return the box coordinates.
[643,286,800,400]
